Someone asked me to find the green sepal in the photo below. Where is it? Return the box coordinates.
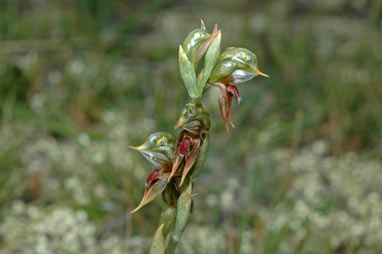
[182,28,209,69]
[149,224,165,254]
[208,47,268,84]
[197,30,221,95]
[179,45,198,99]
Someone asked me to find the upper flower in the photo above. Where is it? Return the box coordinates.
[208,47,268,131]
[182,20,219,69]
[209,47,268,84]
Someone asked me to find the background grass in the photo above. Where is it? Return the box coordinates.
[0,0,381,253]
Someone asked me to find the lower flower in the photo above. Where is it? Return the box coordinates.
[131,169,170,213]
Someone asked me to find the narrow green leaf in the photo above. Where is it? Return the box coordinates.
[197,31,221,95]
[149,224,165,254]
[159,207,176,239]
[179,45,198,99]
[174,182,192,237]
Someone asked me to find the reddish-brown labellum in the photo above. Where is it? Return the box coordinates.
[146,168,162,187]
[131,172,170,214]
[179,137,192,156]
[217,83,242,132]
[227,84,240,103]
[168,130,202,184]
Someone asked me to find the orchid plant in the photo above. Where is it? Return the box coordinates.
[130,20,268,254]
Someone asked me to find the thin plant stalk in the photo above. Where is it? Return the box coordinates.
[130,20,268,254]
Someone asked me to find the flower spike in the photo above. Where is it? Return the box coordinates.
[131,22,268,253]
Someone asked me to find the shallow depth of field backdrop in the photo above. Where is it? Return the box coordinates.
[0,0,381,253]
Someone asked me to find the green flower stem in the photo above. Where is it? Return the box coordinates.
[149,224,165,254]
[165,183,192,254]
[159,207,176,239]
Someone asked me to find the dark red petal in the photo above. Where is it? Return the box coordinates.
[175,130,187,149]
[217,83,230,132]
[226,92,234,129]
[227,85,240,104]
[179,137,192,156]
[223,86,234,129]
[217,84,235,131]
[146,168,161,187]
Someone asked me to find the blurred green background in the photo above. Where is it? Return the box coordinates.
[0,0,381,253]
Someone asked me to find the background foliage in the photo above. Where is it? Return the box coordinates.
[0,0,381,253]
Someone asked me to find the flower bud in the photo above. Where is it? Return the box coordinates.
[174,102,210,135]
[182,21,219,68]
